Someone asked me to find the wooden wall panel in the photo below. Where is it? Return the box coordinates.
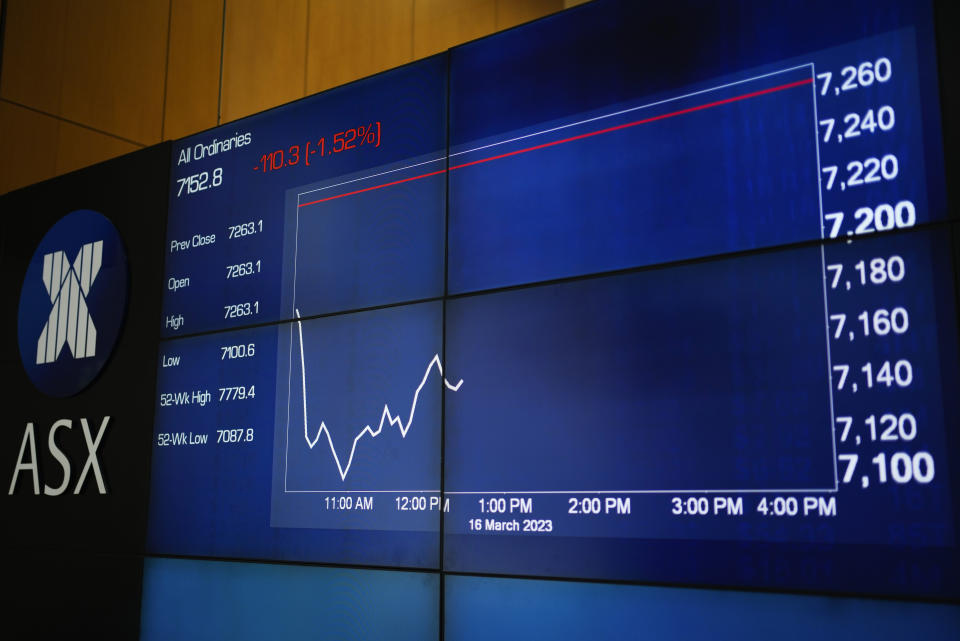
[54,120,140,177]
[495,0,563,31]
[0,0,67,115]
[0,101,60,194]
[220,0,308,123]
[59,0,170,145]
[0,0,579,191]
[413,0,495,60]
[164,0,224,140]
[306,0,413,95]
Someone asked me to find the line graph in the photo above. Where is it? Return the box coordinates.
[292,309,462,482]
[270,300,450,531]
[273,59,826,507]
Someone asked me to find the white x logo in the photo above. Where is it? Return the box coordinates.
[36,241,103,364]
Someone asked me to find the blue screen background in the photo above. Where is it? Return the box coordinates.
[141,558,438,641]
[445,575,960,641]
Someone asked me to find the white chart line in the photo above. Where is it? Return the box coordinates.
[283,488,837,494]
[810,62,841,491]
[445,489,839,495]
[297,156,447,199]
[295,63,813,200]
[283,188,303,492]
[292,309,462,483]
[285,489,441,494]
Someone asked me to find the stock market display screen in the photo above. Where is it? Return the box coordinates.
[147,0,960,600]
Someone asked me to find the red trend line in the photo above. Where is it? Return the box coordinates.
[298,77,812,208]
[299,168,448,206]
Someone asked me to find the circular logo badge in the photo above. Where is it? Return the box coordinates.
[17,210,128,397]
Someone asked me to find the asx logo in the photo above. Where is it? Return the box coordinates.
[8,211,128,497]
[35,240,103,364]
[17,210,128,397]
[8,417,110,496]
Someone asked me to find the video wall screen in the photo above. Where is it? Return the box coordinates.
[144,0,959,603]
[140,559,438,641]
[444,575,960,641]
